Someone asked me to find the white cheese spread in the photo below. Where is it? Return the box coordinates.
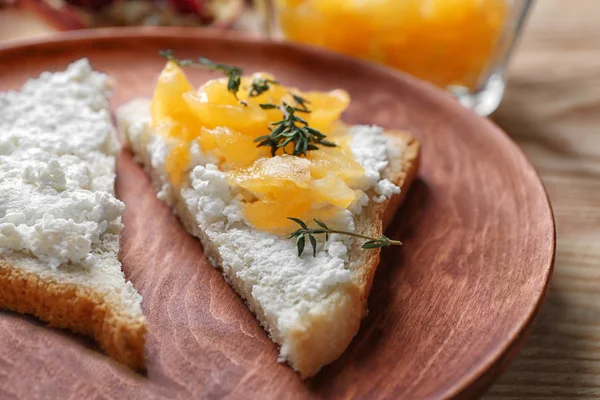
[346,125,394,192]
[179,125,398,332]
[0,59,124,269]
[118,98,401,332]
[181,163,355,331]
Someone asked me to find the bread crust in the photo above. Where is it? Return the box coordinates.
[0,259,147,371]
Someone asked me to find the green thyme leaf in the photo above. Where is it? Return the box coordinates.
[288,218,402,257]
[296,235,306,257]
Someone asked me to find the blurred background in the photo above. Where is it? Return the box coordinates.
[1,1,599,398]
[0,0,533,115]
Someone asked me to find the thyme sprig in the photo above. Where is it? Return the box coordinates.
[159,49,243,99]
[249,77,279,97]
[288,218,402,257]
[254,103,335,156]
[289,92,311,113]
[159,50,334,157]
[160,50,282,103]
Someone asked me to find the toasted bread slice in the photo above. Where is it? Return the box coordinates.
[118,98,419,377]
[0,60,146,371]
[0,246,146,370]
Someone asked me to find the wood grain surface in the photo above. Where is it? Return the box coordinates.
[484,1,600,398]
[0,30,554,399]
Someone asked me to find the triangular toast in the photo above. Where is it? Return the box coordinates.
[0,60,146,370]
[118,95,418,377]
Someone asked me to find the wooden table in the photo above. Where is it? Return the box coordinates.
[486,1,600,398]
[1,1,598,398]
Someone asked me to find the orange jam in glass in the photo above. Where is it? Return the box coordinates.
[275,0,509,89]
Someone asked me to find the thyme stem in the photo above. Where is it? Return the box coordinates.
[288,217,402,257]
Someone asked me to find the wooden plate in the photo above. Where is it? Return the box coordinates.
[0,28,555,399]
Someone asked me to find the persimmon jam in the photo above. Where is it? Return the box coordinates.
[150,61,367,232]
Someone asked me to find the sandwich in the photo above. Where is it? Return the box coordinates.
[117,52,419,377]
[0,59,146,371]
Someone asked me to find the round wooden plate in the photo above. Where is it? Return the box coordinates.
[0,28,555,399]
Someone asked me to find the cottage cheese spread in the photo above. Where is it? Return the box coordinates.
[179,125,398,332]
[0,59,124,269]
[120,98,400,330]
[181,163,356,330]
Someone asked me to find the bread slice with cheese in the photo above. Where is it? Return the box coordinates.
[118,97,419,378]
[0,60,146,371]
